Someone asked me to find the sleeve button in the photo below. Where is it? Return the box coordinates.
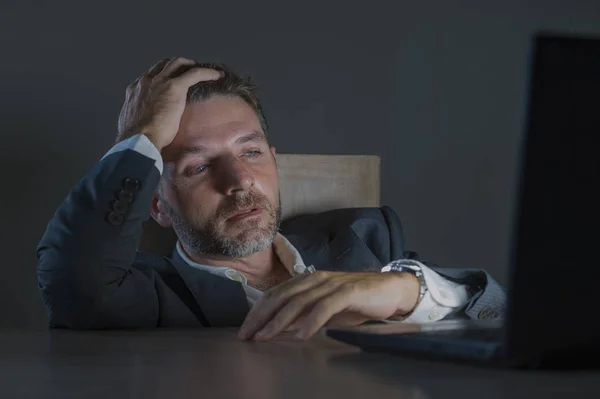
[122,178,141,191]
[428,309,440,320]
[112,200,129,214]
[107,212,124,226]
[117,190,134,203]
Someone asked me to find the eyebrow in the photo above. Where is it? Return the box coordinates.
[179,131,266,157]
[179,145,207,157]
[235,131,266,146]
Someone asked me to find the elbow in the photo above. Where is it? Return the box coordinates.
[38,255,103,329]
[38,277,101,330]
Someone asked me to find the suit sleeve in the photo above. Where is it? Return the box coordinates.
[36,135,165,329]
[380,205,507,321]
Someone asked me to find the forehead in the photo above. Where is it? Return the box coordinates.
[171,95,264,149]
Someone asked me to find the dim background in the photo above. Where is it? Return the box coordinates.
[1,0,599,327]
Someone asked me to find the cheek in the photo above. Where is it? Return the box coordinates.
[254,164,280,198]
[268,174,280,205]
[180,185,220,218]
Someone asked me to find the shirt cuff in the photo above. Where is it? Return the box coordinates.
[101,134,163,174]
[385,262,470,323]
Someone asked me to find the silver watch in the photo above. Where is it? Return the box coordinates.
[381,259,428,304]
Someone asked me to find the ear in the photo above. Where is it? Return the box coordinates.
[269,146,276,157]
[150,192,173,228]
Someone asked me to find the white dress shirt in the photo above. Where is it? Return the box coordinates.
[176,234,307,307]
[107,134,471,323]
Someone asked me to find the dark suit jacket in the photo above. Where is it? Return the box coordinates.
[37,149,506,329]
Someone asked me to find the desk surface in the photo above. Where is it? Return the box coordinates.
[1,328,599,399]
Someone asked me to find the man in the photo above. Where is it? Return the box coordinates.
[37,57,505,341]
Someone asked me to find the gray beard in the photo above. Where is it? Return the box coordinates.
[164,196,282,259]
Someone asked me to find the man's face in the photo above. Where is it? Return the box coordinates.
[156,95,281,258]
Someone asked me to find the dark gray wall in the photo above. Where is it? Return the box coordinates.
[1,0,599,327]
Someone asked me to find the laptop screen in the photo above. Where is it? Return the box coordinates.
[506,34,600,359]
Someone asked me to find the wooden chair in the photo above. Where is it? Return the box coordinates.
[138,154,381,256]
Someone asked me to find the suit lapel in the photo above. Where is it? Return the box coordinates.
[170,249,249,327]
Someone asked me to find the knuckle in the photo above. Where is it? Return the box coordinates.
[313,270,330,280]
[172,56,190,64]
[262,288,280,302]
[338,283,356,296]
[262,287,275,299]
[271,291,289,305]
[139,74,151,83]
[312,300,331,316]
[164,79,180,91]
[150,73,164,83]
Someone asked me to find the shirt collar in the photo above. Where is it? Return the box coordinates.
[175,233,313,286]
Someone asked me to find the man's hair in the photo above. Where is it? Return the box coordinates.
[187,63,268,134]
[117,62,268,143]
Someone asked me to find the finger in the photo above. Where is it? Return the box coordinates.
[282,307,318,332]
[171,66,224,88]
[146,58,170,78]
[252,282,339,341]
[240,274,312,331]
[284,319,304,332]
[238,272,332,340]
[295,290,351,340]
[239,272,333,338]
[127,59,170,90]
[324,311,369,328]
[155,56,197,80]
[238,273,323,340]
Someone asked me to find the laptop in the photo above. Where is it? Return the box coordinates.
[325,33,600,369]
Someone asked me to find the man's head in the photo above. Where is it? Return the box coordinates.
[148,63,281,259]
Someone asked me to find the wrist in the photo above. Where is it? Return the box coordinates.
[143,136,164,152]
[382,259,429,318]
[390,272,421,317]
[139,128,166,152]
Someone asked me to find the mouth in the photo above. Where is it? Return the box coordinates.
[226,208,263,222]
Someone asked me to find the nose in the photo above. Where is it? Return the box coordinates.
[215,156,255,195]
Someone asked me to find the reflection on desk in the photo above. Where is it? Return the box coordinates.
[0,328,599,399]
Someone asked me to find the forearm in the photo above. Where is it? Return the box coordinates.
[36,143,161,328]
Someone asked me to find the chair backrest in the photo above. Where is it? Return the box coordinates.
[276,154,380,219]
[137,154,381,256]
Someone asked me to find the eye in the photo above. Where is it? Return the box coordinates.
[244,150,262,158]
[191,164,209,174]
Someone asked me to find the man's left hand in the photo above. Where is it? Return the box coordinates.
[238,270,420,341]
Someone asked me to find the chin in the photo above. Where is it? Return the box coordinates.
[220,230,275,258]
[226,219,275,241]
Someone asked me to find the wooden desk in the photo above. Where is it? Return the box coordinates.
[1,328,599,398]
